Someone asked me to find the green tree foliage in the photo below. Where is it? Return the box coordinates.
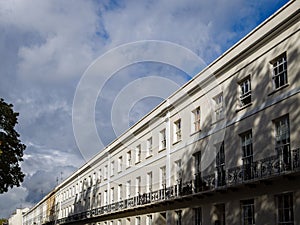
[0,98,26,193]
[0,218,8,225]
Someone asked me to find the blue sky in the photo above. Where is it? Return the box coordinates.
[0,0,290,218]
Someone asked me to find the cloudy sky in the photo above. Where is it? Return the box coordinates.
[0,0,289,218]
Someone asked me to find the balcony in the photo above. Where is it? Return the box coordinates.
[57,148,300,225]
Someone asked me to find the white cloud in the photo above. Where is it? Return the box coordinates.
[0,0,289,218]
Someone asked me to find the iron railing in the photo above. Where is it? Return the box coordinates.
[55,148,300,225]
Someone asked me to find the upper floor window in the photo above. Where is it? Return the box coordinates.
[239,76,251,106]
[271,53,287,89]
[276,193,294,225]
[126,151,132,168]
[192,107,201,133]
[160,166,166,187]
[159,129,166,150]
[174,119,182,143]
[274,115,290,167]
[240,130,253,180]
[104,165,108,180]
[135,144,141,163]
[175,160,182,181]
[214,93,224,121]
[110,161,115,177]
[146,137,153,157]
[136,176,141,195]
[118,184,122,201]
[126,180,131,198]
[118,156,122,173]
[147,172,153,192]
[110,187,114,203]
[216,141,225,186]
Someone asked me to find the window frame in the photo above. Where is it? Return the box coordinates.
[213,93,224,121]
[271,52,288,90]
[239,76,252,107]
[159,129,166,150]
[241,199,255,225]
[174,119,182,143]
[276,192,294,225]
[192,107,201,133]
[146,137,153,157]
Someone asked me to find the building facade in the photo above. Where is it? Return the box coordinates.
[8,208,29,225]
[23,1,300,225]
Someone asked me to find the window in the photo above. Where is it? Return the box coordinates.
[176,210,182,225]
[136,176,141,195]
[271,53,287,89]
[215,204,226,225]
[241,199,255,225]
[110,187,114,203]
[104,165,108,180]
[239,76,251,106]
[136,144,141,163]
[97,193,101,206]
[118,156,123,173]
[216,142,225,186]
[135,217,141,225]
[160,166,166,187]
[276,193,294,225]
[159,129,166,150]
[118,184,122,201]
[93,172,96,185]
[117,220,122,225]
[174,119,182,143]
[147,172,152,193]
[146,137,153,157]
[111,161,115,177]
[98,169,102,182]
[126,180,131,198]
[194,207,202,225]
[241,131,253,180]
[126,151,132,168]
[214,93,224,121]
[175,160,182,181]
[104,190,108,205]
[146,215,152,225]
[192,107,201,133]
[275,116,290,168]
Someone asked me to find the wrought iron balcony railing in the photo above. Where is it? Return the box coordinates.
[56,148,300,225]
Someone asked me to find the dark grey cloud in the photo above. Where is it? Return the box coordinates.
[0,0,289,218]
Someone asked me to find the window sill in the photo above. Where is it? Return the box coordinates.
[268,83,289,96]
[158,147,166,153]
[145,154,153,159]
[211,117,225,126]
[173,139,182,145]
[236,102,252,112]
[190,130,201,136]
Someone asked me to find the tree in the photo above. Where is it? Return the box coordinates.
[0,98,26,193]
[0,218,8,225]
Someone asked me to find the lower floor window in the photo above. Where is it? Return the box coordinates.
[194,207,202,225]
[176,210,182,225]
[276,193,294,225]
[241,199,255,225]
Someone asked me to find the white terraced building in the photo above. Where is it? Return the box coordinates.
[23,1,300,225]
